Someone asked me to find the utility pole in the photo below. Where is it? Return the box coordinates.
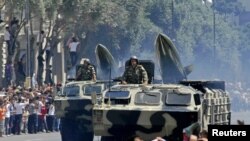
[24,0,31,88]
[213,0,216,78]
[171,0,174,38]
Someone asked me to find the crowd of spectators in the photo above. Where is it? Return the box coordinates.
[0,84,61,137]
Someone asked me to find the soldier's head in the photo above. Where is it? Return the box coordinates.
[130,56,138,67]
[84,59,90,65]
[80,58,90,66]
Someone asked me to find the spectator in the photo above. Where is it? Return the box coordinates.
[45,65,53,85]
[32,73,38,89]
[127,135,143,141]
[45,42,51,66]
[66,33,75,47]
[198,129,208,141]
[14,98,29,135]
[47,101,55,132]
[4,98,11,136]
[37,53,45,86]
[10,17,19,55]
[189,135,198,141]
[9,98,16,135]
[27,99,38,134]
[152,137,166,141]
[22,105,29,134]
[0,99,7,137]
[39,103,48,133]
[36,30,45,47]
[68,37,80,66]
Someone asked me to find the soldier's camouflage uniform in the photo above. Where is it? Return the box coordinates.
[122,65,148,84]
[76,65,96,81]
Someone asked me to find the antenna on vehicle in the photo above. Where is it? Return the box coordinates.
[107,93,111,108]
[157,67,164,84]
[91,91,97,105]
[108,65,111,91]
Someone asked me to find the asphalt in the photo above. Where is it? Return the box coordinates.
[0,132,61,141]
[0,132,102,141]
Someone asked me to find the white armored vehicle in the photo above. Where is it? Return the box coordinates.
[54,80,111,141]
[92,61,231,141]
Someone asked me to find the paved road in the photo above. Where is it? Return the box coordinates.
[0,111,247,141]
[0,132,61,141]
[0,132,102,141]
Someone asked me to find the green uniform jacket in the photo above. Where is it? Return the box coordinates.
[122,65,148,84]
[76,65,96,81]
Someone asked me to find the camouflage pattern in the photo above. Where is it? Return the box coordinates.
[93,81,231,141]
[54,81,106,141]
[122,65,148,84]
[76,64,96,81]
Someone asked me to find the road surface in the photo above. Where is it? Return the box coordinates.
[0,111,248,141]
[0,132,102,141]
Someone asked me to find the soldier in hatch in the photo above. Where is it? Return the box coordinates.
[76,58,96,81]
[122,56,148,84]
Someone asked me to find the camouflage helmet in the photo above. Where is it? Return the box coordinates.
[80,58,90,64]
[130,56,138,64]
[85,58,90,64]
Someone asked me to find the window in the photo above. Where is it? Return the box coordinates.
[166,92,191,106]
[105,91,130,99]
[104,91,130,104]
[135,92,161,105]
[83,85,103,95]
[63,85,80,97]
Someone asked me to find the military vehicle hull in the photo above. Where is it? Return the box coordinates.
[55,98,93,118]
[55,97,94,141]
[60,117,93,141]
[54,81,108,141]
[94,109,198,141]
[93,81,231,141]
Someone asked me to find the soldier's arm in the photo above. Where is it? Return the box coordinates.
[76,68,82,80]
[92,73,96,82]
[140,66,148,84]
[121,67,129,84]
[91,66,97,82]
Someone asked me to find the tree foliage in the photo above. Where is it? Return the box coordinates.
[212,0,244,16]
[2,0,249,83]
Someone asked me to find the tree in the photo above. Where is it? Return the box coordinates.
[1,0,249,87]
[212,0,244,16]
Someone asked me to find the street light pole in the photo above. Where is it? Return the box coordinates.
[25,0,31,88]
[213,0,216,77]
[171,0,174,38]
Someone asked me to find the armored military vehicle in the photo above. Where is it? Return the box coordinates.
[54,78,117,141]
[54,45,119,141]
[92,61,231,141]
